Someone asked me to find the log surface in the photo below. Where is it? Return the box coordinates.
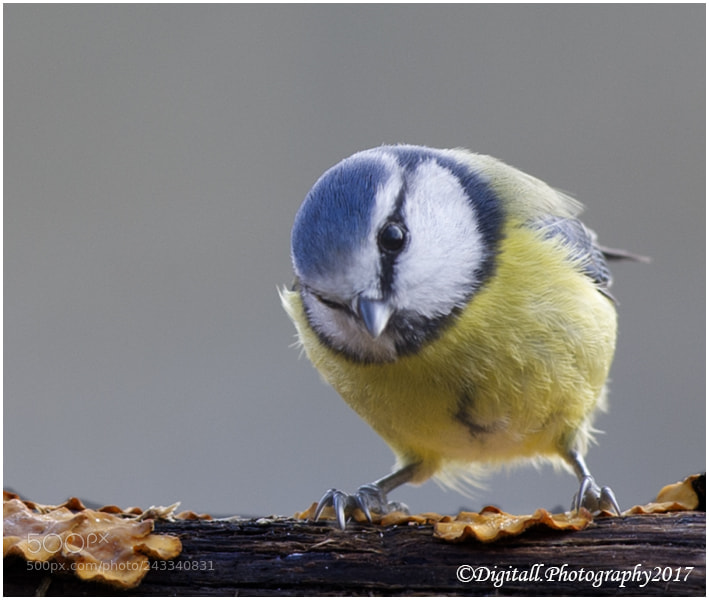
[4,511,705,596]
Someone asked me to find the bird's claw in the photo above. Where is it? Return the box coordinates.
[313,484,409,529]
[572,475,621,516]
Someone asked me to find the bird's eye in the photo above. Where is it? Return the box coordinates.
[315,294,345,311]
[378,222,407,254]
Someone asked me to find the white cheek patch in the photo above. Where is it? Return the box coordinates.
[396,160,486,317]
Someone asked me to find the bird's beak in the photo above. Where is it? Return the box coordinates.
[356,296,394,339]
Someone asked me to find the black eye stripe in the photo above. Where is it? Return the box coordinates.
[376,182,409,297]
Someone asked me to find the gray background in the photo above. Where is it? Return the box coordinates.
[5,5,704,518]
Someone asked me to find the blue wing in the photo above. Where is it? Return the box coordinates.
[530,216,615,302]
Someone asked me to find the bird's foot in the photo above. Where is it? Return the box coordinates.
[313,483,409,530]
[572,475,621,516]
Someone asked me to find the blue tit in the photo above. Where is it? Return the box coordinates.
[281,144,633,529]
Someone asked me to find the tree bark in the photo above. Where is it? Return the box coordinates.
[4,511,705,596]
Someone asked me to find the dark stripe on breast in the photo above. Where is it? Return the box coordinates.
[455,389,495,438]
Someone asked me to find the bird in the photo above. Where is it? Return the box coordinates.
[281,144,639,529]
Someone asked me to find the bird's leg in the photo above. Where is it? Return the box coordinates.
[314,463,419,530]
[566,448,620,515]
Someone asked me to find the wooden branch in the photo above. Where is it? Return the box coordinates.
[4,512,705,596]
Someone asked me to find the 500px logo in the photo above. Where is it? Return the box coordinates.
[25,532,111,555]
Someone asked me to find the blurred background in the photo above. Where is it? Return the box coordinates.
[5,5,704,517]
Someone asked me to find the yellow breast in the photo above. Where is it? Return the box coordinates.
[281,223,617,483]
